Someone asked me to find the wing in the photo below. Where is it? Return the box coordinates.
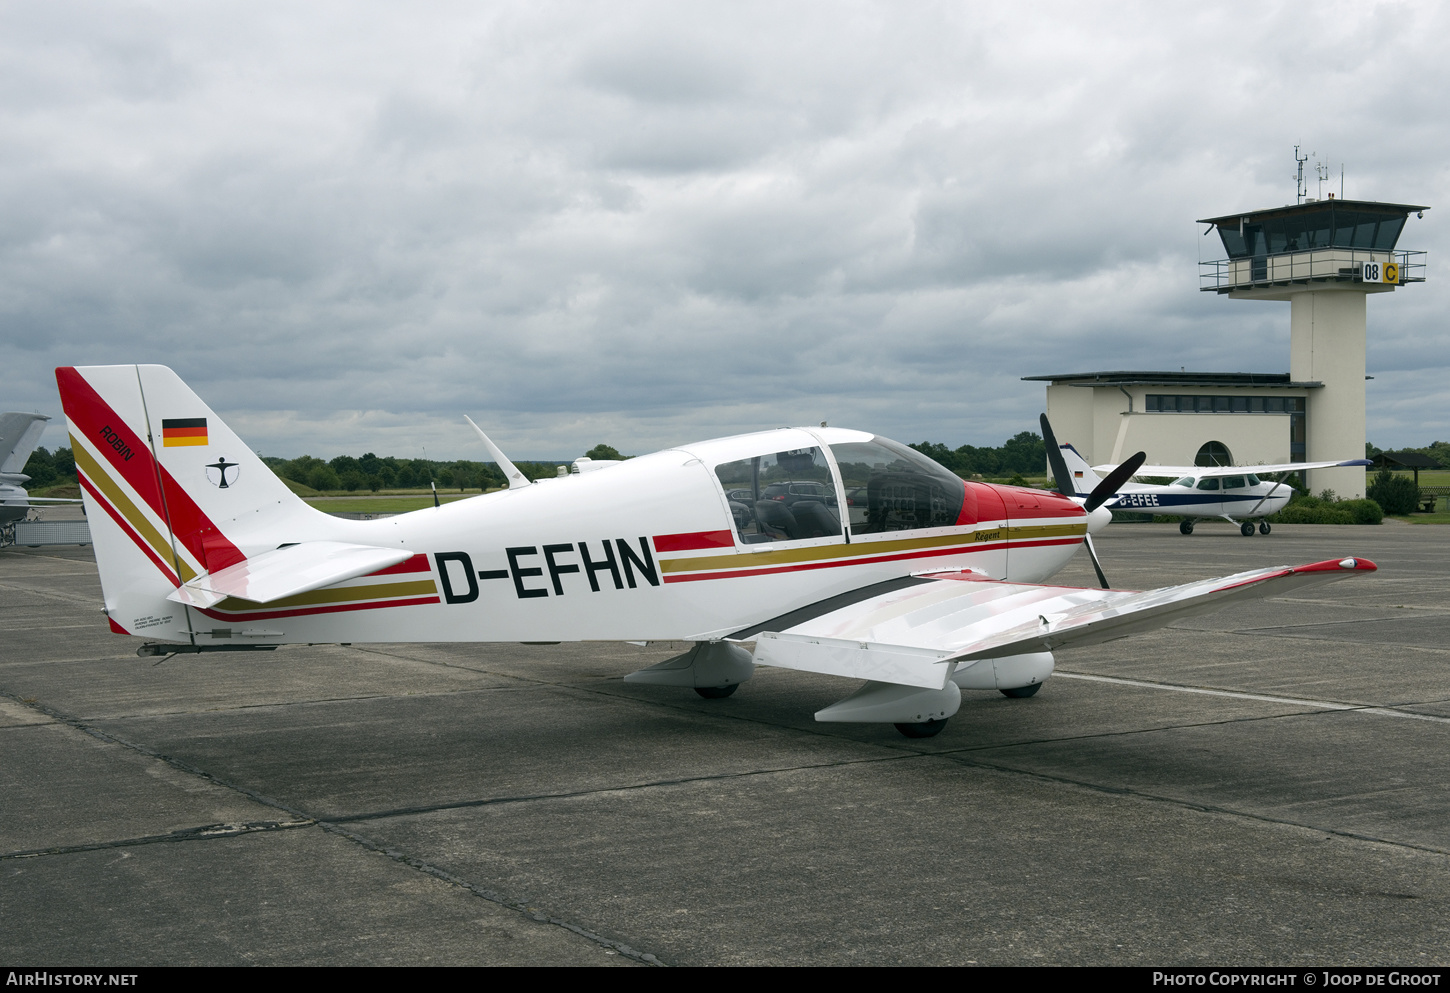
[747,558,1376,689]
[167,541,414,608]
[1091,458,1372,478]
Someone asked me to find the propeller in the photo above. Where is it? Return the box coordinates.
[1039,414,1077,500]
[1039,414,1147,590]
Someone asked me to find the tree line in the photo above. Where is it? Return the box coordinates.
[12,443,628,494]
[18,447,76,488]
[907,432,1047,478]
[15,435,1049,492]
[43,432,1450,495]
[263,444,627,492]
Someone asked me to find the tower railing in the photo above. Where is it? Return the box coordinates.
[1199,248,1426,292]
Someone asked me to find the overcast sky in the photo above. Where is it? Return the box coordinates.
[2,0,1447,459]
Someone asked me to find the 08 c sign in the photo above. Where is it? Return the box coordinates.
[1362,261,1400,284]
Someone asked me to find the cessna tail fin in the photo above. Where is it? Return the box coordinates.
[1056,443,1101,498]
[55,365,331,641]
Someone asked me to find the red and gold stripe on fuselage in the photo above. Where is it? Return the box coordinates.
[653,519,1086,583]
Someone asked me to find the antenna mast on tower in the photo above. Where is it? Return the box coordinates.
[1294,146,1310,203]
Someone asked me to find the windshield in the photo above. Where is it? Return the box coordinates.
[830,436,964,535]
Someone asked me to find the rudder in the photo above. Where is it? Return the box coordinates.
[56,364,322,640]
[1057,444,1102,498]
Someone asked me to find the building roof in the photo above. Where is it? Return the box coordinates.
[1022,371,1324,389]
[1196,199,1428,227]
[1371,451,1442,470]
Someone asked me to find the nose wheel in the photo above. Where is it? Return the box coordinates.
[1179,520,1194,535]
[1259,521,1271,535]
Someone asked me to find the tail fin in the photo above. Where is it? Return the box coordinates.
[1056,443,1103,498]
[55,364,323,640]
[0,411,49,479]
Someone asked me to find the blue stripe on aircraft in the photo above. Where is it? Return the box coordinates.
[1106,492,1281,510]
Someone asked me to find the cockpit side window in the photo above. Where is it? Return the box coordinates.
[830,437,964,536]
[1223,476,1247,489]
[1197,477,1221,491]
[714,447,841,544]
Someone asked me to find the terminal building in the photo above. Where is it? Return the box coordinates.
[1028,196,1428,498]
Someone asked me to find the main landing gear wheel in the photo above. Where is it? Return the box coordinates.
[1179,520,1194,535]
[695,684,739,699]
[894,719,948,738]
[1259,521,1271,535]
[1000,683,1041,698]
[1241,521,1256,537]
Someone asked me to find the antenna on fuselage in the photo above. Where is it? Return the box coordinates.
[464,415,529,490]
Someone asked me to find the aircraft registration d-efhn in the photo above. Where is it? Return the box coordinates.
[56,365,1377,738]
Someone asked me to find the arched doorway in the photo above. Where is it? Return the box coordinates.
[1195,441,1233,467]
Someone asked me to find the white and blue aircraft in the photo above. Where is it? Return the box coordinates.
[1049,422,1370,537]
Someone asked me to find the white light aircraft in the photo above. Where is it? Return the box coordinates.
[1053,428,1372,537]
[56,365,1377,738]
[1,411,83,525]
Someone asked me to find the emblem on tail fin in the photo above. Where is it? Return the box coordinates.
[205,457,240,488]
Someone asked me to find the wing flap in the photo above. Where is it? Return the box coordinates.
[748,558,1376,684]
[752,633,955,689]
[166,541,414,606]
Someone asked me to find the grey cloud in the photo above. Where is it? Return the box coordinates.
[3,1,1449,457]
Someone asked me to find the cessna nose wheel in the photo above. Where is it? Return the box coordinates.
[1259,521,1271,535]
[1179,520,1194,535]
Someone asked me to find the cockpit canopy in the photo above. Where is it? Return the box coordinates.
[712,434,964,544]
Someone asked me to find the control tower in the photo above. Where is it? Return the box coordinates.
[1199,198,1427,498]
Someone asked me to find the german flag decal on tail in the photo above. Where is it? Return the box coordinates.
[162,417,207,447]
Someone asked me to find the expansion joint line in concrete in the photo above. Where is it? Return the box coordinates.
[324,751,921,826]
[939,752,1450,860]
[0,687,668,967]
[316,821,664,966]
[0,820,313,861]
[1054,671,1450,724]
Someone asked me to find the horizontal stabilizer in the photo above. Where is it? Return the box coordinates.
[167,541,414,606]
[748,558,1376,687]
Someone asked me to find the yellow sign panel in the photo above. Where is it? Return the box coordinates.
[1384,262,1400,284]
